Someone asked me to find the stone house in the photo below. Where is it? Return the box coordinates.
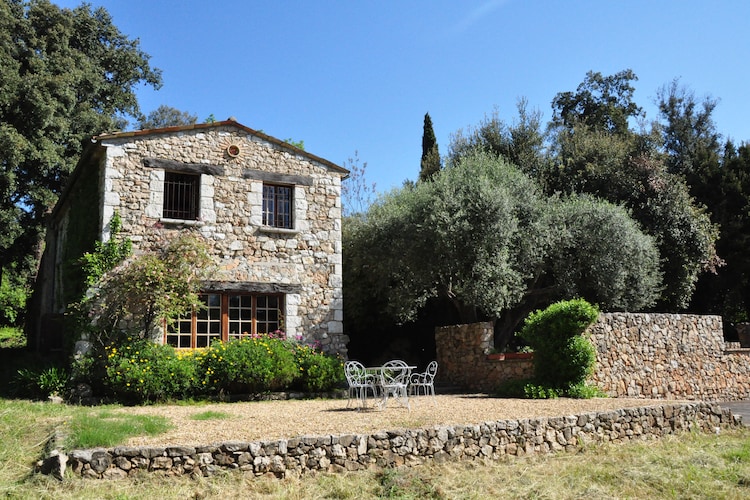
[28,120,349,356]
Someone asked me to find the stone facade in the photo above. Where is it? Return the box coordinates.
[436,314,750,400]
[30,121,349,355]
[60,402,740,479]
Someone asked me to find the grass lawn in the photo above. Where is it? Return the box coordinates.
[2,397,750,499]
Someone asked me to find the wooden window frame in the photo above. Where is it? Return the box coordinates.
[165,292,285,349]
[262,183,293,229]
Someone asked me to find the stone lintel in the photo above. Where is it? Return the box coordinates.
[202,281,302,295]
[143,157,225,176]
[242,168,313,186]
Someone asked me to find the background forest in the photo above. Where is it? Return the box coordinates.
[345,70,750,365]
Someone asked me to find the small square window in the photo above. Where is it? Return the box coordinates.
[163,172,200,220]
[262,184,292,229]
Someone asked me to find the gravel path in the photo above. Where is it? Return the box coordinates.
[119,395,678,447]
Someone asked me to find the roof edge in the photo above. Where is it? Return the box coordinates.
[95,120,349,175]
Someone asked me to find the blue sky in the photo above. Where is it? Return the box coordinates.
[55,0,750,192]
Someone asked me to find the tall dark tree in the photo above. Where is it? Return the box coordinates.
[419,113,441,181]
[0,0,161,288]
[545,70,719,310]
[550,69,643,136]
[138,105,197,130]
[689,142,750,323]
[657,80,721,179]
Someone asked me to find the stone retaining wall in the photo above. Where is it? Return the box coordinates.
[436,314,750,400]
[435,322,533,392]
[589,313,750,400]
[61,402,739,479]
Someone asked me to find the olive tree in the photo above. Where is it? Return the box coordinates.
[344,151,662,348]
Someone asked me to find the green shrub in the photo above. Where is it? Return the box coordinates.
[519,298,599,396]
[0,326,25,348]
[85,333,345,402]
[522,383,560,399]
[14,365,69,399]
[199,336,298,394]
[292,344,345,392]
[493,378,532,398]
[0,277,28,326]
[103,338,199,402]
[566,382,607,399]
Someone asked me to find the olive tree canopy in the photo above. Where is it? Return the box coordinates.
[344,151,662,346]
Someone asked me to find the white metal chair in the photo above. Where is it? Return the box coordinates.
[378,359,411,410]
[409,361,438,404]
[344,360,378,410]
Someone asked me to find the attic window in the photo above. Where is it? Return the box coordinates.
[163,171,200,220]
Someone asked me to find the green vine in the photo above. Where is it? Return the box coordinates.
[79,212,132,286]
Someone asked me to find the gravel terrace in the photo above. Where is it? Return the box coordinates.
[118,395,682,448]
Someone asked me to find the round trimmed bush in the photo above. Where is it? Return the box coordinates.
[519,298,599,390]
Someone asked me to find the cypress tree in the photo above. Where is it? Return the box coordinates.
[419,113,441,181]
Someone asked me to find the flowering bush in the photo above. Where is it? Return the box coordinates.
[199,336,298,393]
[291,344,345,392]
[93,332,345,402]
[103,337,199,402]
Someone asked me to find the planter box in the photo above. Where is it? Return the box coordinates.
[486,352,533,361]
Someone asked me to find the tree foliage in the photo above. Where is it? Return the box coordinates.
[137,104,197,130]
[341,151,376,216]
[0,0,161,285]
[550,69,643,135]
[544,71,719,310]
[657,79,721,178]
[85,234,213,344]
[448,99,546,176]
[344,152,661,346]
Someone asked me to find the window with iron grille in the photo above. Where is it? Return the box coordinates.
[166,293,284,348]
[262,184,292,228]
[163,171,200,220]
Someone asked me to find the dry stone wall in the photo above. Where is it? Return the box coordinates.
[62,402,739,479]
[435,322,533,392]
[589,313,750,400]
[436,314,750,400]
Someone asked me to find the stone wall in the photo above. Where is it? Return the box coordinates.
[60,402,739,479]
[435,322,533,392]
[435,314,750,400]
[589,313,750,400]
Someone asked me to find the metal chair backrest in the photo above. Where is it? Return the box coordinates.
[381,359,410,385]
[424,360,438,382]
[345,360,368,385]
